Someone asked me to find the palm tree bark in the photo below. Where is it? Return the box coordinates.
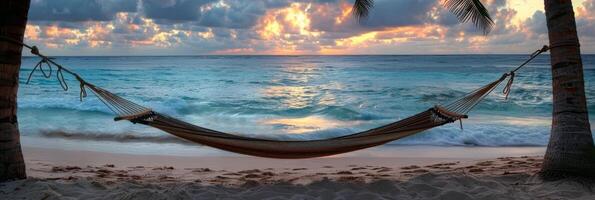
[541,0,595,179]
[0,0,30,181]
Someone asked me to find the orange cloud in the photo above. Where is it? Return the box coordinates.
[258,2,322,39]
[255,2,324,54]
[24,25,41,40]
[322,25,447,54]
[86,23,114,47]
[334,2,353,25]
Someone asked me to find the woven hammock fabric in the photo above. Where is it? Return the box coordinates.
[83,74,508,158]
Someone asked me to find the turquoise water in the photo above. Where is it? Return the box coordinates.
[17,55,595,153]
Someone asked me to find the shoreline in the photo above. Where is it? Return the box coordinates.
[20,135,547,158]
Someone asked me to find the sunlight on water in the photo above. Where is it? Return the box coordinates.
[479,116,551,126]
[262,115,360,134]
[262,85,316,109]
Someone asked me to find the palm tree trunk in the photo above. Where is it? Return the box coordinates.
[541,0,595,179]
[0,0,30,181]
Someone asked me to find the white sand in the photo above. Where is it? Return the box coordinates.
[1,146,594,199]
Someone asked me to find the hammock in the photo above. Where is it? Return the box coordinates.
[1,36,549,158]
[87,78,499,158]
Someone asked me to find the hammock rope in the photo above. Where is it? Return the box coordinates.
[1,35,550,158]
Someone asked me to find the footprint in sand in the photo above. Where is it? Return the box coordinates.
[243,174,261,178]
[468,168,484,173]
[238,169,261,174]
[401,165,420,170]
[476,161,494,166]
[401,169,429,174]
[191,168,212,173]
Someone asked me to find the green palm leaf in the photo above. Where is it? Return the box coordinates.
[443,0,494,34]
[352,0,494,34]
[352,0,374,22]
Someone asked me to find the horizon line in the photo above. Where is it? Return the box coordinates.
[21,53,595,57]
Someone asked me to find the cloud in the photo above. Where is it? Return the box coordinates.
[141,0,214,22]
[359,0,435,28]
[29,0,137,22]
[197,0,268,29]
[21,0,595,55]
[525,11,547,35]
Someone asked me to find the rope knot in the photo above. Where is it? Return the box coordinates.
[540,45,549,53]
[30,46,40,55]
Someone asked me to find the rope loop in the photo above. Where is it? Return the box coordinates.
[26,58,53,84]
[56,67,69,91]
[38,58,52,78]
[75,76,88,101]
[502,71,515,100]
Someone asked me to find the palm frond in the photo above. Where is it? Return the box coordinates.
[443,0,494,34]
[352,0,374,22]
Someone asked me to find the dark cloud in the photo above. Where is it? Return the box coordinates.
[526,11,547,35]
[197,0,267,29]
[29,0,138,21]
[576,0,595,39]
[359,0,435,28]
[141,0,215,22]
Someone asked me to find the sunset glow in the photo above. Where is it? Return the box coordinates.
[23,0,595,55]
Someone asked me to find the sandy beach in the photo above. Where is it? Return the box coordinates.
[0,146,592,199]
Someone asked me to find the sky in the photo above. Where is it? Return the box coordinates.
[23,0,595,55]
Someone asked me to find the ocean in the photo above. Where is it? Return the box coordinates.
[17,55,595,156]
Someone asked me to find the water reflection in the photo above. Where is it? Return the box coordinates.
[263,85,316,109]
[261,64,343,133]
[262,115,357,134]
